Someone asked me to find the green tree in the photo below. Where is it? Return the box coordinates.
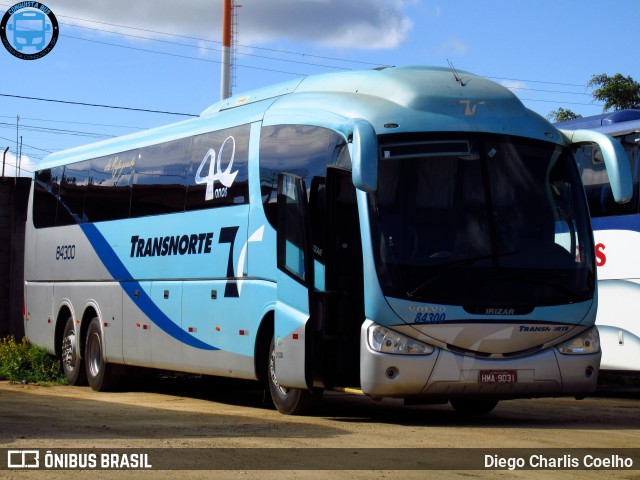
[547,107,582,123]
[588,73,640,111]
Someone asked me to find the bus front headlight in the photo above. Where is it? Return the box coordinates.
[557,326,600,355]
[368,324,434,355]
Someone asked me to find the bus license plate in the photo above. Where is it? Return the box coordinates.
[479,370,517,384]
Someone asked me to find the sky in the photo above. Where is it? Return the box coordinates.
[0,0,638,178]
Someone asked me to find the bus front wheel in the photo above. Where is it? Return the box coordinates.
[85,318,114,391]
[60,316,87,386]
[267,338,315,415]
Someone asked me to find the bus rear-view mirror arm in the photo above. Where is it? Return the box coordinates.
[560,128,633,204]
[351,119,378,192]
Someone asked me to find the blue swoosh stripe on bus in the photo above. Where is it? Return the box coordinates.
[591,215,640,233]
[80,223,219,351]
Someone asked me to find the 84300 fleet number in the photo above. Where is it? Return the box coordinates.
[56,244,76,260]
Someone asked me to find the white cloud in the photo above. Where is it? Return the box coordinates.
[52,0,414,50]
[437,37,469,56]
[0,151,35,178]
[501,80,527,92]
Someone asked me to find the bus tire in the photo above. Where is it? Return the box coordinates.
[450,398,498,415]
[60,316,87,386]
[267,337,315,415]
[85,317,114,391]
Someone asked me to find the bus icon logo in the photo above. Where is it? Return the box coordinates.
[7,450,40,468]
[0,3,59,60]
[10,10,50,51]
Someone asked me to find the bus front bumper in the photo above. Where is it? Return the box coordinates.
[360,320,600,400]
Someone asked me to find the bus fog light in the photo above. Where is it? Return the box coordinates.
[386,367,399,379]
[557,327,600,355]
[368,324,434,355]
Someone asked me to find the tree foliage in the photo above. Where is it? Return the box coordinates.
[547,107,582,123]
[588,73,640,111]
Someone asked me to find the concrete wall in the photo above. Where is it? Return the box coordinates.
[0,178,30,339]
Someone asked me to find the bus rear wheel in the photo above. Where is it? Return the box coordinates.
[85,318,114,391]
[267,338,315,415]
[60,316,87,386]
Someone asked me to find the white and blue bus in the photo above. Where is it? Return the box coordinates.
[24,66,632,414]
[558,110,640,372]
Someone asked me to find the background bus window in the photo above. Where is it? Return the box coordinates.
[575,139,639,217]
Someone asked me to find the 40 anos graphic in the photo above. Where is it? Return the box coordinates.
[0,2,59,60]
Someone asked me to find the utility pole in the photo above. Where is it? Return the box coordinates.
[15,115,19,180]
[220,0,232,100]
[2,147,8,179]
[18,136,22,179]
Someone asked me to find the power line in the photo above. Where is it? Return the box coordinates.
[63,33,314,77]
[0,122,114,139]
[487,76,590,89]
[507,87,592,96]
[519,98,604,107]
[0,135,52,154]
[64,22,355,72]
[54,11,384,68]
[0,93,198,117]
[0,5,604,98]
[0,115,148,131]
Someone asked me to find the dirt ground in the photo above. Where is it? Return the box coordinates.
[0,376,639,479]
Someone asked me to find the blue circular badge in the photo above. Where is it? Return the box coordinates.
[1,2,59,60]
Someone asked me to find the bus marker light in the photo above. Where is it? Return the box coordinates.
[215,326,221,331]
[292,333,299,340]
[136,322,141,328]
[188,327,197,333]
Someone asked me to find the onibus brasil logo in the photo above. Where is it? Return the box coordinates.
[1,2,58,60]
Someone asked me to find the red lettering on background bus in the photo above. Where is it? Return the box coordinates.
[596,243,606,267]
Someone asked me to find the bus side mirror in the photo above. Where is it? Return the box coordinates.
[351,119,378,192]
[560,128,633,204]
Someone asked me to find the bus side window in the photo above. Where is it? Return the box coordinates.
[33,168,59,229]
[185,125,250,211]
[85,153,134,222]
[57,161,90,225]
[259,125,348,229]
[131,139,190,218]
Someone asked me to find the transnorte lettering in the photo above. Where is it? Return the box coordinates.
[130,233,214,258]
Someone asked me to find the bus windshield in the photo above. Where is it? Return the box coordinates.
[370,133,595,308]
